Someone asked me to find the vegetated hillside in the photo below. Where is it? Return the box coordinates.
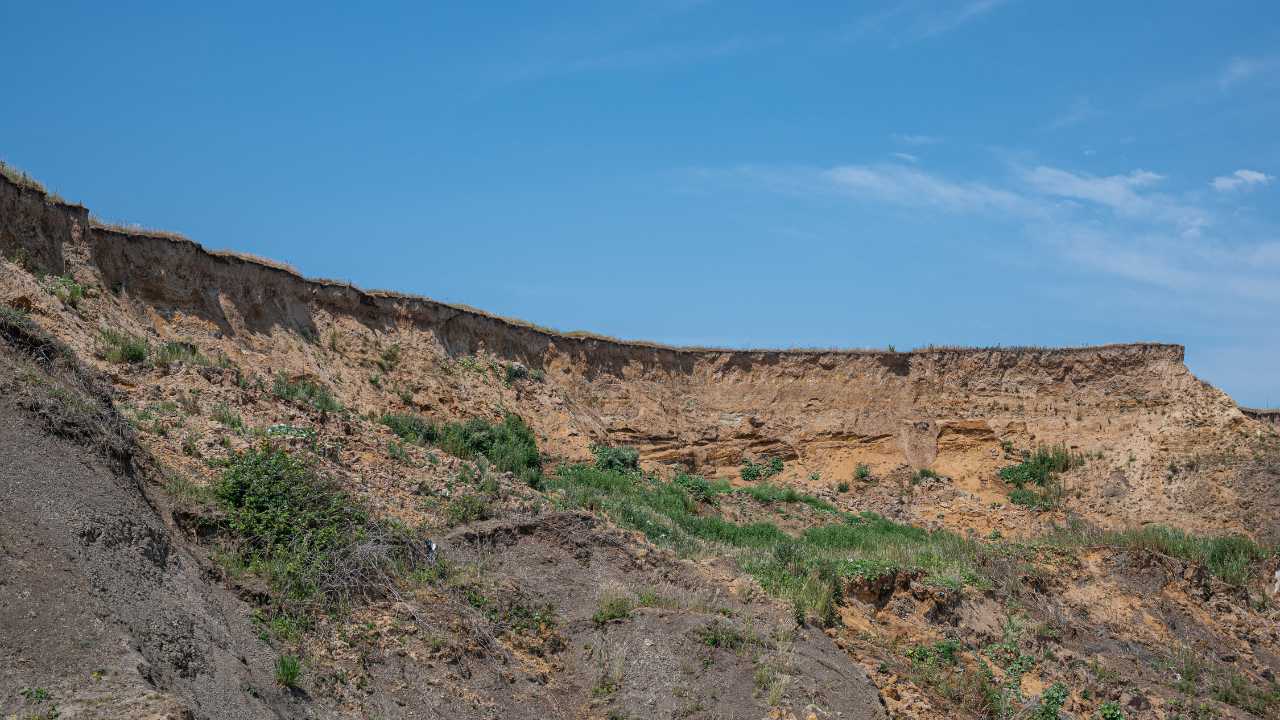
[2,164,1280,720]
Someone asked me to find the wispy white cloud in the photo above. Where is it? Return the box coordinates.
[914,0,1011,39]
[891,133,942,146]
[1219,56,1276,89]
[715,160,1278,304]
[840,0,1011,45]
[891,152,919,163]
[1022,166,1208,236]
[823,164,1032,215]
[1043,97,1101,131]
[1211,169,1274,192]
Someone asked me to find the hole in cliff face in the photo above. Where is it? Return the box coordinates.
[878,353,910,376]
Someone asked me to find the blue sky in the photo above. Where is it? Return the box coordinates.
[2,1,1278,405]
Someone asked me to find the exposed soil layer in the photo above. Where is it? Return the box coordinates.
[2,168,1280,720]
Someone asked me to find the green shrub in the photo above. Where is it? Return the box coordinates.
[999,445,1083,489]
[504,363,530,383]
[382,413,435,444]
[389,413,542,486]
[855,464,872,481]
[913,468,940,483]
[214,446,432,613]
[154,340,207,368]
[545,463,987,623]
[1097,701,1126,720]
[275,654,302,688]
[1009,487,1060,512]
[741,456,784,482]
[49,275,84,307]
[675,473,730,503]
[388,440,410,463]
[1032,682,1069,720]
[592,444,640,473]
[377,344,401,372]
[836,481,850,493]
[212,402,244,431]
[592,595,634,626]
[906,639,962,667]
[446,493,491,525]
[739,483,837,513]
[100,328,148,364]
[694,621,747,650]
[272,372,341,413]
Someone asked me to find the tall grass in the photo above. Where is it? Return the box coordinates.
[1041,522,1274,586]
[272,372,341,414]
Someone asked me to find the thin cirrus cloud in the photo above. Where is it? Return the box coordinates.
[847,0,1012,44]
[1211,169,1274,192]
[891,133,943,146]
[1219,56,1276,90]
[723,160,1277,302]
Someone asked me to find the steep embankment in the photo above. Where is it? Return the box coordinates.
[0,171,1272,541]
[4,166,1280,720]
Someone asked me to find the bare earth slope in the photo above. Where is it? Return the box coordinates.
[2,168,1279,720]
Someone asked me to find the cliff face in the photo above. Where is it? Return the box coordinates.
[1,173,1274,539]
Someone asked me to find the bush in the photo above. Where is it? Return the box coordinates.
[855,464,872,481]
[592,595,634,626]
[382,413,542,486]
[377,344,401,372]
[272,372,341,414]
[739,483,837,513]
[913,468,940,483]
[100,328,148,364]
[446,493,491,525]
[694,622,747,650]
[215,446,432,613]
[381,413,435,445]
[592,444,640,473]
[275,654,302,688]
[49,275,84,307]
[1032,683,1069,720]
[212,402,244,431]
[999,445,1083,489]
[1097,701,1125,720]
[1010,487,1060,512]
[504,363,530,383]
[741,456,784,482]
[675,473,730,503]
[154,340,207,368]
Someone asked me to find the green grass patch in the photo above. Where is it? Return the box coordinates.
[272,372,341,414]
[740,456,784,482]
[100,328,148,364]
[275,653,302,688]
[154,340,207,368]
[214,446,433,618]
[1042,522,1275,586]
[381,412,542,487]
[999,445,1084,489]
[738,483,837,513]
[544,462,987,624]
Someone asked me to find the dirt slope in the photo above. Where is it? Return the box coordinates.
[2,167,1279,720]
[0,171,1273,540]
